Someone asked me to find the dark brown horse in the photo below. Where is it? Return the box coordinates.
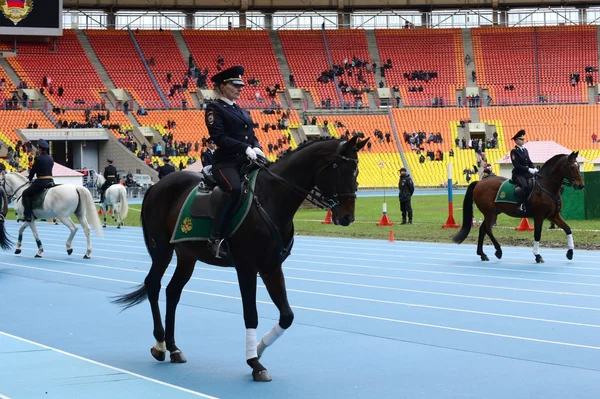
[112,137,368,382]
[453,152,585,263]
[0,183,12,250]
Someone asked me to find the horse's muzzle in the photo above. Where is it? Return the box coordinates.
[573,183,585,190]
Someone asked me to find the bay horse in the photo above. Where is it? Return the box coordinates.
[0,171,103,258]
[0,183,12,250]
[453,152,585,263]
[95,174,129,228]
[112,136,368,382]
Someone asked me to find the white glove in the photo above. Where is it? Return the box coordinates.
[253,147,265,158]
[528,168,538,174]
[245,146,257,160]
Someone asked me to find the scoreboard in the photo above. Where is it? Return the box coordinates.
[0,0,62,36]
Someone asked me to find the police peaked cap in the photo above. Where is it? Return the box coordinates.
[163,156,170,162]
[38,139,49,149]
[512,130,526,140]
[211,65,245,86]
[106,158,113,163]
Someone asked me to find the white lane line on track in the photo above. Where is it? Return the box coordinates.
[2,260,600,350]
[0,330,219,399]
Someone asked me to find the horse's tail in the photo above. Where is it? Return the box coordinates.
[119,185,129,220]
[77,186,104,238]
[111,284,148,310]
[452,181,478,244]
[0,188,13,250]
[140,185,154,256]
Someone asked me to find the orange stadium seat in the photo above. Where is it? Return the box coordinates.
[132,30,197,109]
[85,30,165,109]
[181,30,284,108]
[375,29,466,106]
[3,30,105,109]
[135,110,207,155]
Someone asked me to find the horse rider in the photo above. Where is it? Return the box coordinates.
[204,65,264,258]
[22,139,54,222]
[158,156,176,179]
[510,129,537,214]
[100,158,119,203]
[201,138,216,167]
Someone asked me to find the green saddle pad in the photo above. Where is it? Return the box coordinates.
[32,189,49,210]
[170,170,259,243]
[495,180,519,203]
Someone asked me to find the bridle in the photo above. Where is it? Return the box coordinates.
[536,157,579,187]
[251,140,358,211]
[0,172,30,203]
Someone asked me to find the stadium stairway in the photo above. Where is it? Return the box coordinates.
[364,30,385,87]
[74,30,116,91]
[268,30,293,92]
[0,57,21,88]
[462,29,477,88]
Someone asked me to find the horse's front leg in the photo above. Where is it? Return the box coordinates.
[548,213,574,260]
[236,264,271,382]
[532,216,545,264]
[14,220,29,254]
[28,222,44,258]
[102,205,107,228]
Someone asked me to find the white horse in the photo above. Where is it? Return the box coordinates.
[95,174,129,229]
[0,171,103,258]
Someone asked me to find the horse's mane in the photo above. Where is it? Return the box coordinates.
[269,137,341,168]
[538,153,567,174]
[7,171,28,183]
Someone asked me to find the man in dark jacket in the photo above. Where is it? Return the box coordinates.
[510,129,537,214]
[398,167,415,224]
[158,156,176,179]
[201,138,216,167]
[100,158,119,203]
[22,139,54,222]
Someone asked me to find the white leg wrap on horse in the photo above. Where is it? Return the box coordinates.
[246,328,258,360]
[257,323,285,358]
[533,241,540,256]
[153,340,166,352]
[567,234,574,250]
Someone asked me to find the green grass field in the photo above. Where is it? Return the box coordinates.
[19,194,595,251]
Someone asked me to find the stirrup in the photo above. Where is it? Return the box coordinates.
[208,237,228,259]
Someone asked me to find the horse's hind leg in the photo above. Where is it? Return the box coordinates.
[75,215,93,259]
[147,245,174,362]
[102,205,107,228]
[59,217,79,256]
[532,216,545,264]
[164,250,195,363]
[14,221,29,254]
[257,267,294,362]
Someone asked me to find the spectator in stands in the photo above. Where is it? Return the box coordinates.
[158,157,176,179]
[593,133,597,144]
[58,86,64,97]
[398,168,414,225]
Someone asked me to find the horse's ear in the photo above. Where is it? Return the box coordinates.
[569,151,578,160]
[354,137,369,152]
[341,136,359,152]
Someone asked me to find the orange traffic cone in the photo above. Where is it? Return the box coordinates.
[98,208,104,215]
[388,229,395,242]
[322,209,332,224]
[516,218,534,231]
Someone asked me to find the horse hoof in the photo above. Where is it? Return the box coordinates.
[535,254,545,264]
[14,249,21,255]
[35,254,42,258]
[252,369,272,382]
[67,249,73,255]
[566,249,573,260]
[150,347,166,362]
[480,255,489,261]
[102,225,106,228]
[170,351,187,363]
[83,254,91,259]
[117,225,121,229]
[495,250,502,259]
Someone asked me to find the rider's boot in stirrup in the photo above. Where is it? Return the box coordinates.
[208,193,232,259]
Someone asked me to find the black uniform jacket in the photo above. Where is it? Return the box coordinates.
[205,99,261,166]
[28,153,54,181]
[103,165,119,184]
[510,146,535,177]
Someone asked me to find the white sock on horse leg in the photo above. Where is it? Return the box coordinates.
[153,340,166,352]
[257,323,285,357]
[567,234,574,249]
[246,328,258,360]
[533,241,540,255]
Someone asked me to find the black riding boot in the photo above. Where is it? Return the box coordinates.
[208,193,232,259]
[22,197,32,222]
[100,190,105,203]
